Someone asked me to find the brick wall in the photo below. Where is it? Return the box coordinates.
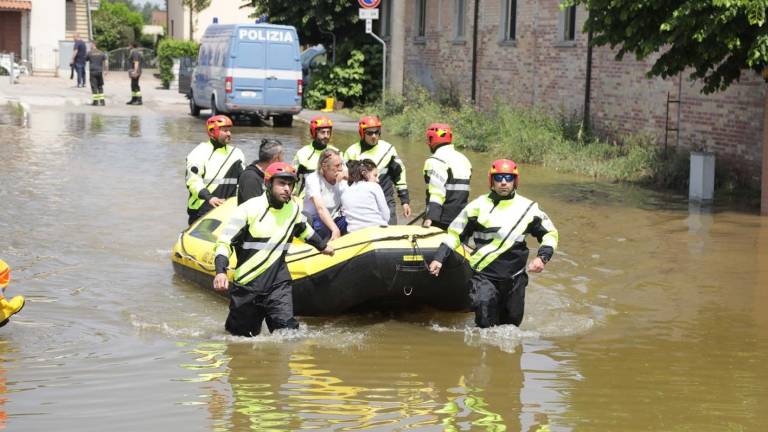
[402,0,765,183]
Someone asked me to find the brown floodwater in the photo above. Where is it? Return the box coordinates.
[0,106,766,431]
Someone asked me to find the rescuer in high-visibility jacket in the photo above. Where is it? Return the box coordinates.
[428,159,559,328]
[293,115,339,197]
[213,162,334,337]
[343,115,411,224]
[185,115,245,225]
[422,123,472,230]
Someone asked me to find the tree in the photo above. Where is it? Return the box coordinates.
[566,0,768,94]
[141,1,157,24]
[247,0,383,104]
[182,0,212,41]
[93,0,145,51]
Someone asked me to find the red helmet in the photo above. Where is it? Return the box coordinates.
[358,115,383,139]
[488,159,520,188]
[206,115,233,141]
[426,123,452,151]
[264,162,297,183]
[309,115,333,138]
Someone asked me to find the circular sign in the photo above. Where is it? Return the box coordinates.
[358,0,381,8]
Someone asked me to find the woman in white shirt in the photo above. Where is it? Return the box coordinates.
[303,149,348,240]
[341,159,390,232]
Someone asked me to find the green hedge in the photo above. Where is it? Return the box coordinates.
[157,39,199,89]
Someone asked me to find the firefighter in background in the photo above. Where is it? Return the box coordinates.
[344,115,411,224]
[293,115,339,197]
[213,162,334,337]
[185,115,245,224]
[422,123,472,230]
[428,159,559,328]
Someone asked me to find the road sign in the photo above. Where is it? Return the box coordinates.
[358,0,381,8]
[365,19,373,34]
[359,8,379,20]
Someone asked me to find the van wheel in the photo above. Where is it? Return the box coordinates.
[210,96,219,116]
[189,92,200,117]
[273,114,293,128]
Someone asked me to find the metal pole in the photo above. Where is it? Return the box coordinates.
[471,0,479,104]
[368,30,386,105]
[319,28,336,65]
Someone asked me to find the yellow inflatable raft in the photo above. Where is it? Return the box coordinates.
[171,198,472,316]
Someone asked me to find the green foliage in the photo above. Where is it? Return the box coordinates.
[249,0,361,47]
[182,0,212,40]
[304,50,365,108]
[157,39,199,88]
[249,0,384,104]
[380,84,704,189]
[565,0,768,93]
[93,0,145,51]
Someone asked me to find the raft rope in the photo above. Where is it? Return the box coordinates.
[177,232,223,272]
[285,232,442,262]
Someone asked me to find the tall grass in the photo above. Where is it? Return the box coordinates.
[367,85,695,190]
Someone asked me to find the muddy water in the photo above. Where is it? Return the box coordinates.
[1,107,767,431]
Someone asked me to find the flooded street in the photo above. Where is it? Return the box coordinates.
[1,106,767,431]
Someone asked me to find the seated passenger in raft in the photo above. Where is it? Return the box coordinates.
[302,149,348,240]
[341,159,389,232]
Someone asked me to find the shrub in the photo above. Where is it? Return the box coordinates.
[304,50,365,109]
[156,39,199,89]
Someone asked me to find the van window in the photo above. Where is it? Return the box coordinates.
[237,42,265,68]
[267,43,296,70]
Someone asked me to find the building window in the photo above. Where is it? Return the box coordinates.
[416,0,426,38]
[455,0,466,39]
[503,0,517,41]
[380,0,391,38]
[65,0,76,32]
[563,5,576,41]
[171,20,175,38]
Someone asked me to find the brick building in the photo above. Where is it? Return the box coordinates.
[382,0,765,187]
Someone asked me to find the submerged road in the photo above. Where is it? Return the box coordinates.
[0,104,767,431]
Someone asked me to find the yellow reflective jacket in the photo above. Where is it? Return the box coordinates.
[214,194,320,286]
[423,144,472,226]
[186,140,245,211]
[435,192,558,279]
[344,139,409,205]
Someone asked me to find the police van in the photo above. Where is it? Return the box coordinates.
[188,23,302,127]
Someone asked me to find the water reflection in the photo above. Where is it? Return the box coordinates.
[129,116,141,137]
[686,202,714,256]
[176,327,581,431]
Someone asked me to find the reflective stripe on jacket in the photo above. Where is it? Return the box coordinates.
[423,144,472,226]
[214,194,315,285]
[439,193,558,279]
[344,139,409,204]
[186,140,245,210]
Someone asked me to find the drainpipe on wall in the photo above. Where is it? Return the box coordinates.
[583,29,593,134]
[470,0,479,104]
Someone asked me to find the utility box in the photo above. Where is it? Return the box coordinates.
[689,151,715,202]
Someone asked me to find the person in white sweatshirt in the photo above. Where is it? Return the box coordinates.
[341,159,390,232]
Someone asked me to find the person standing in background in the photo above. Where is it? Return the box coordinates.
[70,33,87,88]
[85,41,108,106]
[126,42,143,105]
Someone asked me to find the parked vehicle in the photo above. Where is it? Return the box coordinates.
[0,53,22,80]
[301,44,326,88]
[188,23,303,127]
[177,56,196,96]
